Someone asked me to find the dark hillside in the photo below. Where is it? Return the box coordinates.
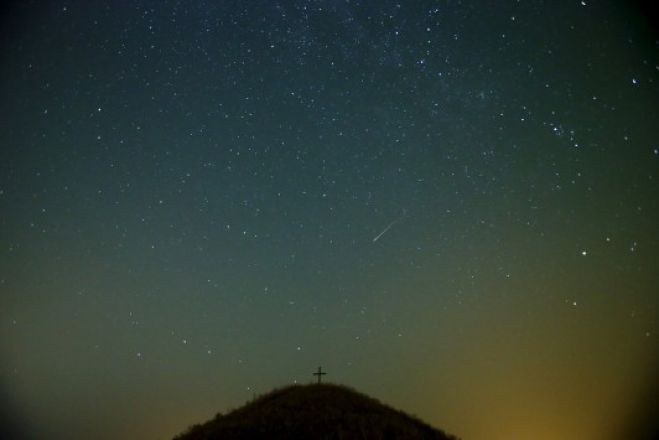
[174,383,458,440]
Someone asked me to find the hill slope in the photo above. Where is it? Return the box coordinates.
[174,383,458,440]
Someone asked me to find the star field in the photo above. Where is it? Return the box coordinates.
[1,1,658,439]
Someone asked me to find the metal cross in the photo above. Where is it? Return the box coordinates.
[313,366,327,384]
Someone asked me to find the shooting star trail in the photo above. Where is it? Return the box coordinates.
[372,210,406,242]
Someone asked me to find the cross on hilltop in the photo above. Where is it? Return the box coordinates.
[313,366,327,384]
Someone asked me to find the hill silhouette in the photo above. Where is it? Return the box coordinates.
[174,383,458,440]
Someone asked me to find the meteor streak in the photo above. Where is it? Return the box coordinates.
[372,209,406,242]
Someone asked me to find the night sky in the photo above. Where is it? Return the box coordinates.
[1,1,658,439]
